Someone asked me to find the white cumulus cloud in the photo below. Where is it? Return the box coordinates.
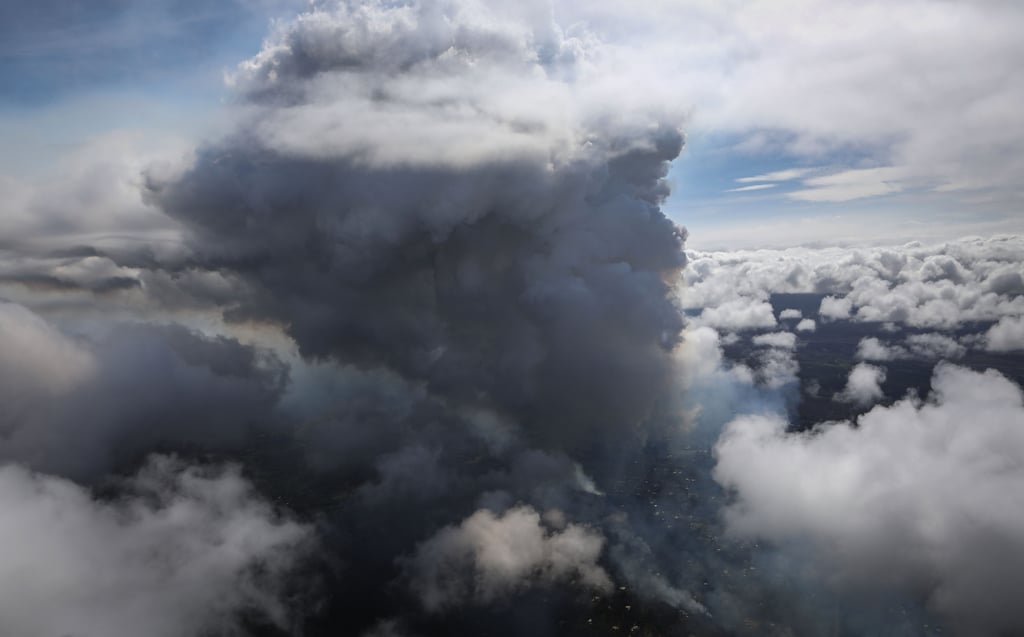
[713,364,1024,636]
[836,362,886,407]
[0,455,312,637]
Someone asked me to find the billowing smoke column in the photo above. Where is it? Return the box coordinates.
[137,0,696,634]
[147,0,687,459]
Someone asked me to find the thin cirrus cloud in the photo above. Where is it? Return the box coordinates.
[734,168,817,184]
[725,183,776,193]
[787,166,907,203]
[728,166,904,203]
[635,0,1024,244]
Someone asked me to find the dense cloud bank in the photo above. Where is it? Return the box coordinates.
[0,455,312,637]
[684,235,1024,338]
[714,364,1024,636]
[0,300,311,635]
[679,234,1024,635]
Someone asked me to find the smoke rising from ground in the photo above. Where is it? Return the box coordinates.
[145,0,689,467]
[406,505,612,612]
[1,1,699,634]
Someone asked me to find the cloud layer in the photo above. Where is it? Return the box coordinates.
[715,364,1024,635]
[684,235,1024,332]
[0,455,311,637]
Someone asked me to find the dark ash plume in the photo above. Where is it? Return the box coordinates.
[136,0,701,633]
[145,0,688,462]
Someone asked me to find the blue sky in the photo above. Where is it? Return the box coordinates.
[664,131,989,250]
[3,0,1024,250]
[0,1,285,105]
[0,0,272,176]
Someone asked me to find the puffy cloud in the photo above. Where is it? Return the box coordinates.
[836,362,886,407]
[986,316,1024,352]
[697,298,777,332]
[684,236,1024,332]
[795,318,816,332]
[779,308,802,320]
[405,504,611,611]
[0,131,187,248]
[858,333,967,361]
[856,336,907,362]
[906,333,966,360]
[819,295,852,320]
[0,300,96,412]
[0,455,311,637]
[920,254,970,285]
[751,331,796,350]
[756,346,800,392]
[713,364,1024,635]
[224,0,606,170]
[985,266,1024,296]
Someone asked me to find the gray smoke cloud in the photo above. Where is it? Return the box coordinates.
[101,1,699,633]
[144,0,688,465]
[0,300,287,480]
[406,504,612,612]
